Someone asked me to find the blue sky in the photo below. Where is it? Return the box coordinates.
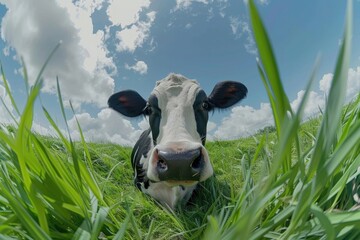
[0,0,359,145]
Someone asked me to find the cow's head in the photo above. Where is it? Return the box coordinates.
[108,74,247,187]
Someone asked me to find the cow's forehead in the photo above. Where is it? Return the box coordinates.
[151,74,202,103]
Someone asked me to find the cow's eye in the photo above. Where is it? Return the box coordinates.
[144,105,152,115]
[202,101,210,111]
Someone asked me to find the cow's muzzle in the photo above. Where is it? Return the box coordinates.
[153,147,205,181]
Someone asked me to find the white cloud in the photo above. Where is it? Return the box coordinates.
[218,0,229,18]
[213,66,360,141]
[67,109,143,146]
[230,17,241,36]
[239,20,257,55]
[174,0,209,11]
[125,61,148,75]
[319,67,360,101]
[73,0,104,12]
[107,0,151,28]
[319,73,333,94]
[347,67,360,99]
[0,0,115,108]
[207,121,217,132]
[31,122,58,137]
[206,121,217,141]
[229,17,257,55]
[205,0,229,20]
[3,45,10,56]
[214,103,273,139]
[106,1,156,53]
[290,90,325,119]
[138,118,150,131]
[115,11,156,53]
[259,0,270,5]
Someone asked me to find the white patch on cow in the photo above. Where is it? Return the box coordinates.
[142,181,196,209]
[155,73,202,144]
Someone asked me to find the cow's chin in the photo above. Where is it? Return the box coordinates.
[164,180,198,187]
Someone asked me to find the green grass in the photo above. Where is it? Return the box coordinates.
[1,0,360,239]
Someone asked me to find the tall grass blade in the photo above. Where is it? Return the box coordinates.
[284,0,353,236]
[1,64,20,116]
[21,57,30,96]
[249,0,295,175]
[249,1,291,137]
[308,0,352,178]
[0,186,51,240]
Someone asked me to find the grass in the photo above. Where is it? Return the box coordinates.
[1,0,360,239]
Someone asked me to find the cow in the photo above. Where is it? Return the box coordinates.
[108,73,247,209]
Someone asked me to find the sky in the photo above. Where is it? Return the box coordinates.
[0,0,359,145]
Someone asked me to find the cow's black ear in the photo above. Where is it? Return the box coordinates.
[108,90,147,117]
[208,81,248,109]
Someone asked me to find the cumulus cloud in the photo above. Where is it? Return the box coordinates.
[205,121,217,141]
[67,109,144,146]
[114,11,156,53]
[213,66,359,140]
[138,118,150,132]
[290,90,325,118]
[106,1,156,53]
[125,61,148,75]
[107,0,151,28]
[31,122,58,137]
[214,103,273,139]
[319,67,360,101]
[0,0,115,108]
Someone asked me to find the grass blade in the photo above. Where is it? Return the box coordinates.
[308,0,353,178]
[249,1,291,137]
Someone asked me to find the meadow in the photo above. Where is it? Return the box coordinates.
[1,0,360,239]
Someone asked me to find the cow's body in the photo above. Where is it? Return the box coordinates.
[108,74,247,209]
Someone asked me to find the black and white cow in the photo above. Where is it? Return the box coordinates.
[108,74,247,209]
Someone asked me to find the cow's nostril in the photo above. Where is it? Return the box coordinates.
[191,152,204,170]
[157,157,168,172]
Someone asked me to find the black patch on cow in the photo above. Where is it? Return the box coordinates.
[131,128,152,190]
[193,90,209,145]
[208,81,248,109]
[108,90,147,117]
[147,94,161,144]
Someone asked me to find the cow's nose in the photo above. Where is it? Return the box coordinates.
[155,148,205,181]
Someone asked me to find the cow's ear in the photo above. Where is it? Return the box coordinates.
[108,90,147,117]
[208,81,248,109]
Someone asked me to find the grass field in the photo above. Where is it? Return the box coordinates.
[1,0,360,239]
